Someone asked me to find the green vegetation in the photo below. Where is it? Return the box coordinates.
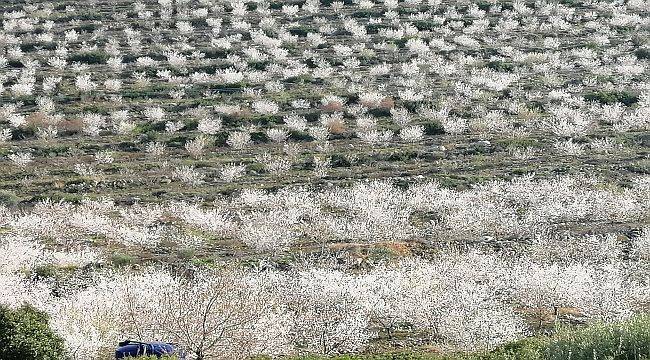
[0,305,66,360]
[487,60,515,72]
[584,91,639,106]
[110,253,136,267]
[294,315,650,360]
[546,315,650,360]
[0,190,20,206]
[634,48,650,60]
[68,50,109,64]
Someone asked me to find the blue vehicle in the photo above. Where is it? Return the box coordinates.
[115,340,185,359]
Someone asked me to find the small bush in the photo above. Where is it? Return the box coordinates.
[251,131,270,143]
[413,20,440,31]
[68,50,109,64]
[0,304,66,360]
[422,121,445,135]
[330,153,352,167]
[134,121,167,134]
[289,130,314,142]
[634,48,650,60]
[11,126,35,140]
[32,264,58,279]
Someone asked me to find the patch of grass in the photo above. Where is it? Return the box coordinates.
[546,315,650,360]
[487,60,514,72]
[32,264,58,279]
[352,10,377,18]
[247,162,267,174]
[20,41,56,52]
[290,315,650,360]
[167,135,190,148]
[68,50,109,64]
[0,190,20,206]
[110,253,136,267]
[134,121,167,134]
[503,137,540,147]
[558,0,583,7]
[36,145,70,157]
[625,160,650,175]
[634,48,650,60]
[184,119,199,131]
[413,20,441,31]
[289,130,314,142]
[584,91,639,106]
[289,26,315,37]
[251,131,270,143]
[202,47,229,59]
[31,264,80,281]
[382,150,422,162]
[177,248,196,260]
[116,141,140,152]
[11,126,35,140]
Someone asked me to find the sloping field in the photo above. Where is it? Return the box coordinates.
[0,0,648,358]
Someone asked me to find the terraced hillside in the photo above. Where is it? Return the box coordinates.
[0,0,648,359]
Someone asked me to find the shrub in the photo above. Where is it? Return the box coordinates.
[68,50,109,64]
[251,131,270,143]
[289,130,314,142]
[413,20,440,31]
[32,264,58,279]
[635,48,650,60]
[330,153,352,167]
[0,305,66,360]
[134,121,167,134]
[422,120,445,135]
[10,126,35,140]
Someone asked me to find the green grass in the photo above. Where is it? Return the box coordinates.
[291,315,650,360]
[546,315,650,360]
[584,91,639,106]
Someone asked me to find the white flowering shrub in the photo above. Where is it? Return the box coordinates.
[220,163,246,183]
[399,125,424,142]
[172,166,204,186]
[8,152,33,168]
[227,131,252,149]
